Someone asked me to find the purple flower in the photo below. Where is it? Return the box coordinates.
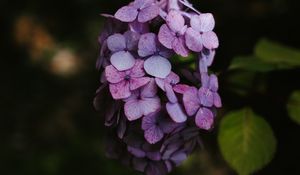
[199,48,216,73]
[105,59,150,99]
[183,86,215,130]
[142,108,181,144]
[115,0,160,23]
[198,73,222,108]
[185,13,219,52]
[158,10,189,57]
[155,72,180,91]
[138,33,173,78]
[107,31,140,71]
[124,79,161,121]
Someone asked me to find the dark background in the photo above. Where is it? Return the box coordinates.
[1,0,300,175]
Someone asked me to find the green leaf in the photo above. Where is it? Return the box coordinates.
[229,56,277,72]
[255,39,300,66]
[287,90,300,125]
[218,108,277,175]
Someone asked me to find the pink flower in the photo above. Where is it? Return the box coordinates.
[105,59,150,100]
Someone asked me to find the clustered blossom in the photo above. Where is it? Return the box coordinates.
[94,0,221,174]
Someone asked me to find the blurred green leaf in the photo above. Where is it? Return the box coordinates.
[218,108,277,175]
[255,39,300,66]
[229,56,276,72]
[287,90,300,125]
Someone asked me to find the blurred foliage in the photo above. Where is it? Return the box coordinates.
[218,108,276,175]
[287,91,300,125]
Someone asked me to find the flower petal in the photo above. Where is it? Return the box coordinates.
[105,65,125,83]
[166,10,185,33]
[138,33,157,57]
[173,84,190,94]
[198,87,214,107]
[172,36,189,57]
[130,77,151,90]
[128,146,146,158]
[195,107,214,130]
[166,102,187,123]
[124,99,143,121]
[183,87,200,116]
[109,81,131,99]
[202,31,219,49]
[165,83,178,103]
[191,13,215,33]
[185,28,203,52]
[158,24,175,49]
[141,78,158,98]
[129,20,150,34]
[107,34,126,52]
[141,96,161,116]
[138,5,160,23]
[115,6,138,22]
[213,92,222,108]
[146,151,161,161]
[170,150,187,166]
[132,157,147,172]
[209,74,219,91]
[145,125,164,144]
[144,55,172,78]
[110,51,136,71]
[142,112,157,130]
[129,59,145,78]
[124,31,140,51]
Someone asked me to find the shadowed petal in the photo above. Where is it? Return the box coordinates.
[191,13,215,32]
[202,31,219,49]
[109,81,131,99]
[132,158,147,172]
[145,125,164,144]
[166,102,187,123]
[128,146,146,158]
[198,87,214,107]
[130,59,145,78]
[115,6,138,22]
[138,33,157,57]
[183,87,200,116]
[138,5,160,23]
[110,51,136,71]
[124,31,140,51]
[130,77,151,90]
[172,37,189,57]
[170,151,187,166]
[142,112,157,130]
[144,55,171,78]
[158,24,175,49]
[185,28,203,52]
[166,10,185,32]
[141,97,161,116]
[195,107,214,130]
[141,78,158,98]
[124,99,143,121]
[213,92,222,108]
[147,151,161,161]
[105,65,125,83]
[129,20,150,34]
[107,34,126,52]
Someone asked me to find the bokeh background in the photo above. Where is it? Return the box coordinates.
[1,0,300,175]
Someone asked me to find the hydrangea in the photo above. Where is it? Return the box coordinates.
[94,0,222,174]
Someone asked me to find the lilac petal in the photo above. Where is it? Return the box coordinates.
[201,73,210,88]
[170,151,187,166]
[166,102,187,123]
[124,99,143,121]
[144,55,171,78]
[191,13,215,33]
[172,36,189,57]
[141,97,161,116]
[165,83,178,103]
[141,78,158,98]
[129,20,150,34]
[129,59,145,78]
[109,81,131,99]
[105,65,125,83]
[145,125,164,144]
[202,31,219,49]
[132,158,147,172]
[208,74,219,92]
[199,57,208,73]
[142,112,157,130]
[183,87,200,116]
[128,146,146,158]
[138,5,160,23]
[115,6,138,22]
[138,33,157,57]
[195,107,214,130]
[146,151,161,161]
[158,24,175,49]
[107,34,126,52]
[130,77,151,90]
[155,78,165,91]
[124,31,140,51]
[198,87,214,107]
[213,92,222,108]
[185,28,203,52]
[201,49,216,67]
[173,84,190,94]
[133,0,153,9]
[165,72,180,85]
[166,10,185,32]
[110,51,136,71]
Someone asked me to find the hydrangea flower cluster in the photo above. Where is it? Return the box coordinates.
[94,0,221,174]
